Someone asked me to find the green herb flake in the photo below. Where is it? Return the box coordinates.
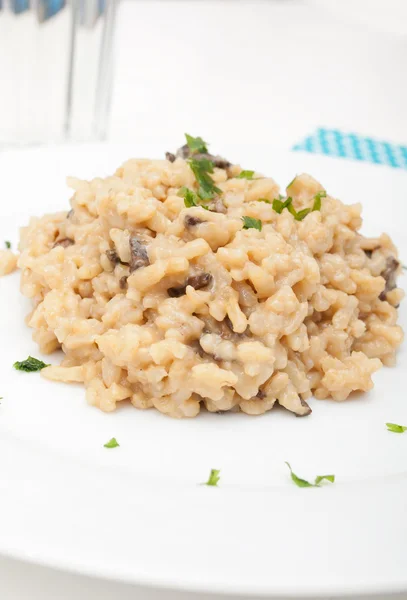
[285,462,314,488]
[185,133,208,154]
[188,158,222,200]
[192,157,214,172]
[104,437,120,448]
[285,462,335,488]
[258,198,271,204]
[13,356,50,372]
[314,474,335,485]
[272,190,326,222]
[296,208,312,221]
[287,203,298,218]
[237,170,255,180]
[286,176,297,189]
[386,422,407,434]
[272,197,293,214]
[204,469,220,486]
[177,186,199,208]
[312,190,326,212]
[272,199,284,213]
[5,241,11,249]
[242,216,262,231]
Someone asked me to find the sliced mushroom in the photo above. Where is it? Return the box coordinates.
[184,215,204,228]
[168,272,213,298]
[119,276,128,290]
[106,249,124,265]
[165,152,176,163]
[278,395,312,417]
[53,238,74,248]
[363,246,380,259]
[295,398,312,418]
[187,273,212,290]
[379,256,399,300]
[207,196,227,214]
[165,144,232,169]
[209,156,232,170]
[222,316,236,337]
[129,237,149,272]
[199,315,244,341]
[200,316,231,339]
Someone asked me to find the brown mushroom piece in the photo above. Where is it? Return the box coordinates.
[53,238,74,248]
[184,215,204,228]
[207,197,227,214]
[296,398,312,417]
[129,237,150,272]
[119,276,128,290]
[106,249,124,265]
[165,144,232,169]
[200,315,236,340]
[379,256,400,301]
[363,246,380,259]
[278,395,312,417]
[165,152,176,163]
[168,272,213,298]
[219,317,235,339]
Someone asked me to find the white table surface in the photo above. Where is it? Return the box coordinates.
[1,0,407,598]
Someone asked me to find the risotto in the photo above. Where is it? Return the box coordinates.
[14,137,404,417]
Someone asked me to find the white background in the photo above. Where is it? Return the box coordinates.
[109,0,407,149]
[1,0,407,598]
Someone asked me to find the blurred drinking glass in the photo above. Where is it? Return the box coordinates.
[0,0,117,147]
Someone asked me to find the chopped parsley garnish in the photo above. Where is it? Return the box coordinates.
[237,170,255,180]
[178,186,199,207]
[13,356,50,372]
[286,462,335,488]
[104,437,120,448]
[386,422,407,433]
[5,241,11,249]
[204,469,220,486]
[185,133,208,154]
[272,190,326,221]
[188,157,222,200]
[177,186,209,210]
[295,208,312,220]
[242,216,262,231]
[312,190,326,212]
[314,474,336,485]
[272,196,293,214]
[286,176,297,189]
[258,198,271,204]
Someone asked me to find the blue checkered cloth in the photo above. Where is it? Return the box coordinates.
[292,128,407,170]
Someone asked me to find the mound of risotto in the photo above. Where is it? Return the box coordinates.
[16,136,404,417]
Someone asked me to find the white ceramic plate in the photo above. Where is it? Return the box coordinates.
[0,143,406,598]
